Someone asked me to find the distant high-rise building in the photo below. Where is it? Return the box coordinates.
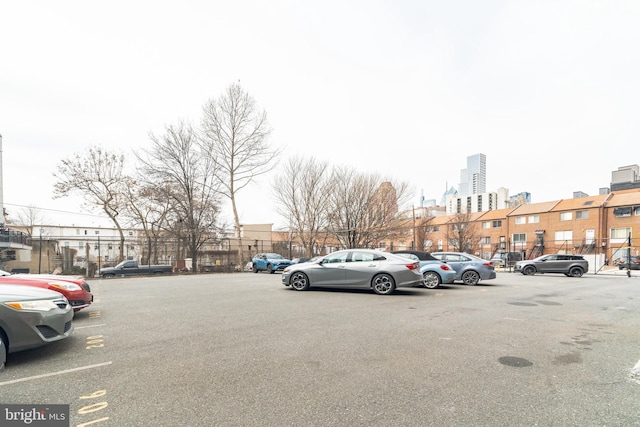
[458,153,486,197]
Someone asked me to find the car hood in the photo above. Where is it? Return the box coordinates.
[0,284,64,300]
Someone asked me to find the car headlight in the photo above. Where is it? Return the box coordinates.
[49,281,82,291]
[5,299,60,311]
[283,267,290,273]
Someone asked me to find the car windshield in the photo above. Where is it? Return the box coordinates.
[265,253,284,259]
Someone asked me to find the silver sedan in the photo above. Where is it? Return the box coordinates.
[0,284,74,370]
[281,249,422,295]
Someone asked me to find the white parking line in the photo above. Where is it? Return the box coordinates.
[631,360,640,384]
[0,361,112,386]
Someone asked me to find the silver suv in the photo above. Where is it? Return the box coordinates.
[514,254,589,277]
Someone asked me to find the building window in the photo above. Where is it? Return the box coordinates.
[555,230,573,241]
[613,207,631,217]
[610,227,632,240]
[635,206,640,216]
[434,226,439,232]
[492,220,502,227]
[576,210,589,219]
[479,236,490,244]
[437,240,443,250]
[528,215,539,223]
[515,217,526,225]
[78,242,84,249]
[512,233,526,244]
[482,221,490,229]
[560,212,573,221]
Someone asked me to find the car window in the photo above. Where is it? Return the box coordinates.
[322,252,348,264]
[397,253,419,261]
[351,251,374,262]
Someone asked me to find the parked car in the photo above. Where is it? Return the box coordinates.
[391,250,456,288]
[514,254,589,277]
[282,249,422,295]
[617,256,640,270]
[0,273,93,312]
[490,251,523,267]
[431,252,497,285]
[0,284,74,370]
[252,253,292,274]
[99,260,173,278]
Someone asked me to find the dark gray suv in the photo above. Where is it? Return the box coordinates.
[514,254,589,277]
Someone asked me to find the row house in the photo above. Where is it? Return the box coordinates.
[397,189,640,266]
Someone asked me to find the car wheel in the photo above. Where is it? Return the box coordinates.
[422,271,440,289]
[267,264,274,274]
[522,265,536,276]
[290,272,310,291]
[461,271,480,286]
[568,267,584,277]
[102,274,115,279]
[372,273,396,295]
[253,264,259,273]
[0,330,8,372]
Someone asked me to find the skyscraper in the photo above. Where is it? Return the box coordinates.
[458,153,486,198]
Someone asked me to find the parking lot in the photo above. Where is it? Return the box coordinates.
[1,271,639,426]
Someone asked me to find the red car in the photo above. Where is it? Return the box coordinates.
[0,274,93,312]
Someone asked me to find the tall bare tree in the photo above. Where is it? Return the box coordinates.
[272,156,330,257]
[200,82,281,262]
[53,146,131,262]
[136,121,221,271]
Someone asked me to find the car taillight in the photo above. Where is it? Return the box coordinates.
[406,263,419,270]
[439,265,452,271]
[483,263,493,267]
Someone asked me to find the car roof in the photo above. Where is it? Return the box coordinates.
[392,250,437,260]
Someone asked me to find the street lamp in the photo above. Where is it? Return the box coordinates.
[38,228,43,274]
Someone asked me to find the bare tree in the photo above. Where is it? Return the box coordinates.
[327,167,412,249]
[136,121,222,271]
[200,82,281,262]
[8,205,48,237]
[414,215,435,251]
[446,212,480,253]
[272,156,330,257]
[121,180,174,264]
[53,146,131,262]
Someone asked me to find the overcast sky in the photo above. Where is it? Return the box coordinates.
[1,0,639,230]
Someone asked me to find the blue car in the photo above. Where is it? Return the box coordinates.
[431,252,496,285]
[252,253,292,274]
[392,250,456,289]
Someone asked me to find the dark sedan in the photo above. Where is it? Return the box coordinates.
[617,256,640,270]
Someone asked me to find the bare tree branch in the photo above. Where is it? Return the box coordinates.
[53,146,131,262]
